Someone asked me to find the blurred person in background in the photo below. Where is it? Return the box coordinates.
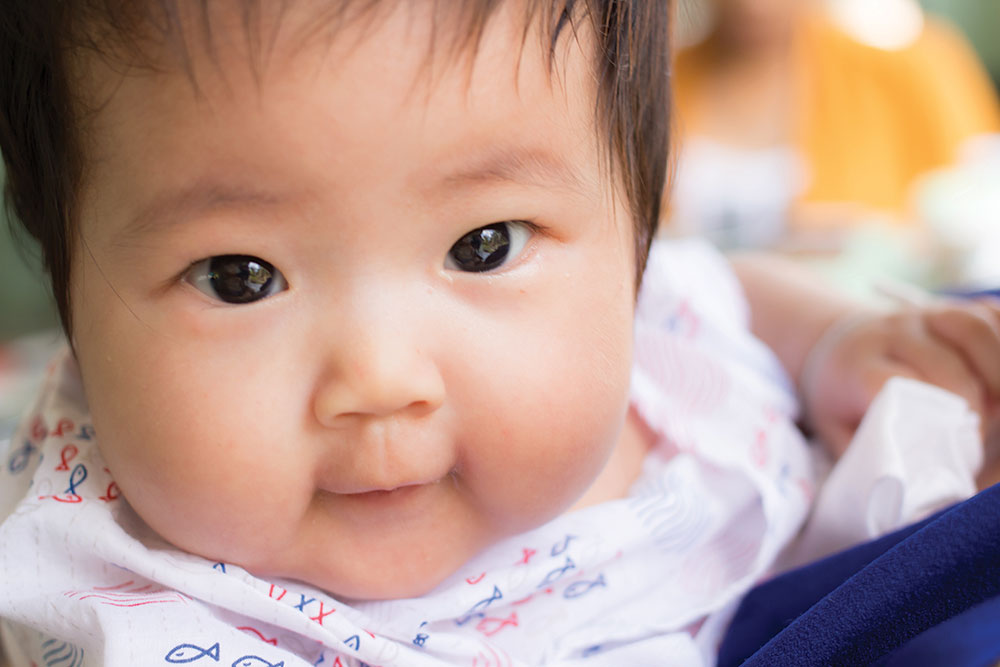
[668,0,1000,254]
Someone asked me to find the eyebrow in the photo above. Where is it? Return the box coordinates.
[439,145,594,196]
[117,182,293,243]
[117,147,593,241]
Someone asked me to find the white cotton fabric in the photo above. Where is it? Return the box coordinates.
[782,376,982,569]
[0,239,818,667]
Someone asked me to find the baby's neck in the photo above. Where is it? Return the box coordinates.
[571,407,656,510]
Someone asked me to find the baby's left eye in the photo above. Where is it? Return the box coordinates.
[445,221,532,273]
[184,255,288,304]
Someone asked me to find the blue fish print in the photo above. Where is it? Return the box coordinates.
[537,556,576,589]
[455,585,503,626]
[231,656,285,667]
[64,463,88,495]
[7,441,36,474]
[164,642,221,663]
[563,573,607,599]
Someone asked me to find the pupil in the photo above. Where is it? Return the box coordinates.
[452,223,511,272]
[209,256,274,303]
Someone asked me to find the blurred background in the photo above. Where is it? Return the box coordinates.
[3,0,1000,438]
[669,0,1000,296]
[1,160,63,439]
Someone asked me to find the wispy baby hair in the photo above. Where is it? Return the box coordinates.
[0,0,671,336]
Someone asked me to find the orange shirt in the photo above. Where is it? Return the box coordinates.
[673,13,1000,220]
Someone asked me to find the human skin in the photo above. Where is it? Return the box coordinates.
[68,3,647,600]
[732,253,1000,481]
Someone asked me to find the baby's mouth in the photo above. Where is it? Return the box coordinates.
[349,483,422,498]
[322,466,456,497]
[316,468,458,514]
[335,476,447,503]
[333,481,443,519]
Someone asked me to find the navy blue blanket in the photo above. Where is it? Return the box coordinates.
[718,483,1000,666]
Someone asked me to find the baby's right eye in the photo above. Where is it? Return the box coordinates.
[184,255,288,304]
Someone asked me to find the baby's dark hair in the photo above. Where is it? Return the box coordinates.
[0,0,670,336]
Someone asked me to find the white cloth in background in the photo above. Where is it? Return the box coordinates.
[669,138,807,250]
[0,238,888,667]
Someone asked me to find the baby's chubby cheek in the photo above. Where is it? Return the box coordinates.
[466,286,636,528]
[72,317,315,566]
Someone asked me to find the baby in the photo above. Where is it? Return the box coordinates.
[2,1,1000,665]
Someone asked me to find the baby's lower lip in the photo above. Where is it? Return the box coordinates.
[355,487,411,497]
[345,483,425,502]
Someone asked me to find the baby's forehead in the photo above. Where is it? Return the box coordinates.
[72,0,619,246]
[75,0,605,165]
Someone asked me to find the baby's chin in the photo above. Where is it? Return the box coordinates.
[335,564,461,602]
[310,562,464,603]
[249,537,481,602]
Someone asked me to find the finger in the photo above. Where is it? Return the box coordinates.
[924,305,1000,397]
[813,358,922,458]
[816,418,856,457]
[814,359,917,457]
[887,331,986,416]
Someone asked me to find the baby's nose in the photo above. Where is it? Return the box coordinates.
[312,308,445,427]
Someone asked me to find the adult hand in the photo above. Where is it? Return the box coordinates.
[801,300,1000,475]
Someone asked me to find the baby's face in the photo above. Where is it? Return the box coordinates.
[69,2,637,599]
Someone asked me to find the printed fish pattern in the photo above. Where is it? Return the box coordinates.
[165,642,221,664]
